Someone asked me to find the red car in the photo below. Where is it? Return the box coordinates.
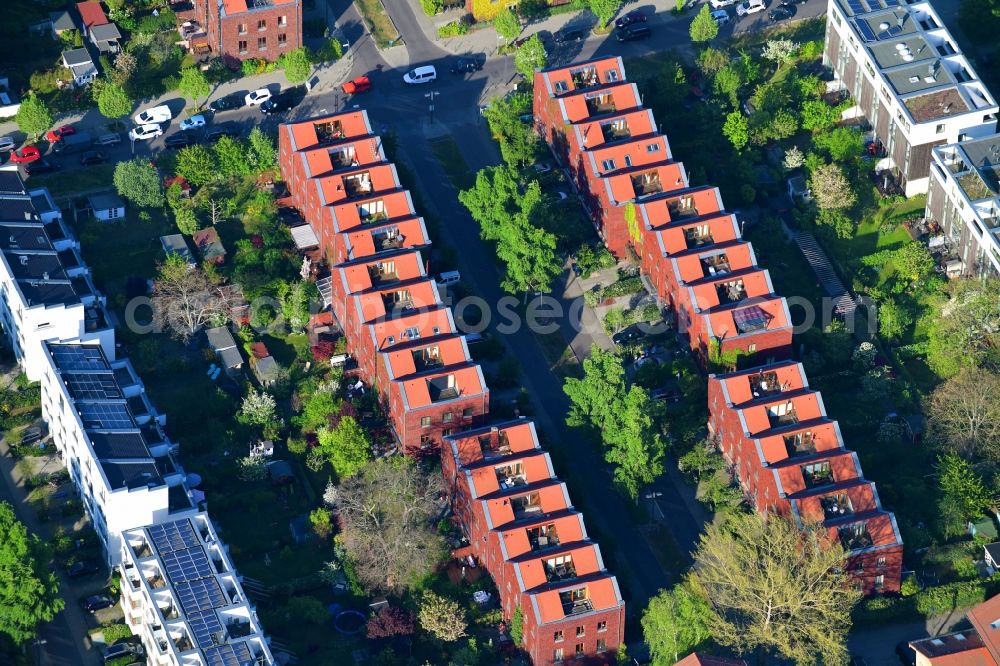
[44,125,77,142]
[10,146,41,164]
[341,76,372,95]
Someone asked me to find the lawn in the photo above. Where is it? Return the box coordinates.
[73,206,174,293]
[354,0,401,49]
[429,137,476,191]
[31,164,116,200]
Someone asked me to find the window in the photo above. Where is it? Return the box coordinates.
[442,428,452,437]
[936,124,945,134]
[257,19,267,31]
[420,434,433,447]
[624,154,632,167]
[597,621,607,632]
[443,412,453,423]
[875,575,885,589]
[238,23,247,34]
[554,81,568,93]
[748,343,757,353]
[421,416,431,427]
[576,626,585,637]
[876,557,886,568]
[554,630,564,642]
[462,407,474,418]
[257,36,267,50]
[278,33,287,46]
[600,158,617,172]
[597,638,607,652]
[278,15,287,26]
[647,142,661,153]
[606,69,619,82]
[575,643,585,657]
[554,648,564,662]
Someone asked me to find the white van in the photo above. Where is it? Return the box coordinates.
[710,0,737,8]
[135,104,172,125]
[736,0,766,15]
[435,270,461,287]
[403,65,437,85]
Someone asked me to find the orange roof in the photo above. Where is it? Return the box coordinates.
[222,0,297,15]
[671,241,757,286]
[341,217,429,261]
[705,295,790,342]
[76,2,108,28]
[330,190,414,234]
[826,511,901,550]
[533,575,621,624]
[466,450,554,498]
[482,481,570,528]
[587,135,673,178]
[285,111,370,152]
[353,279,440,324]
[651,213,741,257]
[497,511,586,560]
[446,420,542,467]
[675,655,747,666]
[794,481,879,523]
[603,162,687,206]
[382,334,469,379]
[399,363,485,409]
[967,595,1000,664]
[537,56,626,97]
[557,82,643,124]
[317,164,399,206]
[337,251,425,295]
[301,136,383,178]
[689,268,775,312]
[738,391,825,436]
[573,109,657,151]
[514,542,602,591]
[711,360,806,407]
[755,420,842,465]
[369,307,455,352]
[641,186,726,232]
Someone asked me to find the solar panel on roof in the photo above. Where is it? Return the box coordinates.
[175,577,228,614]
[162,547,214,584]
[64,373,122,400]
[847,0,865,14]
[50,345,107,371]
[856,19,876,40]
[203,642,254,666]
[187,609,225,648]
[147,521,199,554]
[78,402,133,429]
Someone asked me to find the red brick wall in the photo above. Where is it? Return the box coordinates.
[208,0,303,66]
[848,546,903,594]
[523,605,625,666]
[391,391,488,454]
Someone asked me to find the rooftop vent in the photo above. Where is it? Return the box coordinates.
[19,255,28,265]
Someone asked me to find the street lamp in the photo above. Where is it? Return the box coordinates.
[425,90,439,124]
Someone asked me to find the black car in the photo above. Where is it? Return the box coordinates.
[260,96,292,114]
[23,158,61,176]
[612,325,647,345]
[205,123,239,142]
[615,10,647,29]
[450,57,483,74]
[769,5,796,20]
[554,28,585,44]
[895,640,917,666]
[102,641,144,662]
[164,133,196,149]
[78,151,107,166]
[67,560,101,577]
[83,594,114,612]
[209,93,245,112]
[616,24,651,41]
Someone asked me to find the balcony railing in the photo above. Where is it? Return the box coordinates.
[496,471,527,490]
[839,524,874,551]
[545,561,578,582]
[767,407,797,428]
[315,120,345,145]
[671,200,699,220]
[749,371,782,398]
[585,95,616,115]
[570,68,599,90]
[716,280,747,305]
[701,255,731,275]
[343,173,373,198]
[412,348,443,372]
[683,229,711,247]
[821,493,854,520]
[783,432,816,458]
[600,122,631,142]
[512,493,542,518]
[330,149,358,170]
[428,377,460,402]
[560,591,593,616]
[528,525,560,550]
[368,267,398,285]
[479,434,511,459]
[373,231,403,252]
[631,172,663,197]
[802,463,834,489]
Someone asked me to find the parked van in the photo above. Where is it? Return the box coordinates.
[52,132,92,154]
[403,65,437,85]
[95,133,121,146]
[435,270,461,287]
[711,9,731,24]
[135,104,172,125]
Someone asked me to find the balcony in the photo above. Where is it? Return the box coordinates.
[358,202,388,224]
[527,524,560,550]
[479,432,511,459]
[560,588,593,616]
[172,632,193,653]
[670,197,699,220]
[382,289,413,312]
[631,171,663,197]
[767,404,797,428]
[226,619,253,639]
[783,431,816,458]
[512,492,542,518]
[801,461,834,489]
[683,227,712,248]
[544,556,577,582]
[600,120,631,142]
[367,263,398,285]
[330,147,358,170]
[585,93,616,115]
[412,346,443,372]
[821,493,854,520]
[700,254,731,276]
[146,573,166,589]
[496,462,527,489]
[839,523,874,551]
[570,67,599,90]
[716,279,747,305]
[315,119,345,145]
[372,229,403,252]
[733,305,772,334]
[427,375,459,402]
[749,371,783,399]
[343,172,374,198]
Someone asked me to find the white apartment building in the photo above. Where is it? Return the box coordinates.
[0,170,114,380]
[41,342,199,565]
[823,0,998,196]
[927,136,1000,276]
[119,514,275,666]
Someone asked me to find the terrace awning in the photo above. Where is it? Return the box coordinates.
[733,305,771,333]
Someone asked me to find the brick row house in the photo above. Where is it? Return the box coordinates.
[442,420,625,665]
[278,112,489,454]
[534,58,902,594]
[179,0,302,65]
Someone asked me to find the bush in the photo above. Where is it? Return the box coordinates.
[421,0,443,14]
[100,623,134,644]
[437,20,469,37]
[601,277,644,298]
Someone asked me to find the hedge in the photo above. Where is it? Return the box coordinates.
[98,622,133,644]
[853,580,1000,626]
[601,277,644,298]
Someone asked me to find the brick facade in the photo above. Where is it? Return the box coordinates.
[201,0,302,65]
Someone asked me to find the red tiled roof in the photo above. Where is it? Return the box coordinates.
[967,595,1000,664]
[76,1,108,29]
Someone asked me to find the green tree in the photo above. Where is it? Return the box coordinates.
[0,502,64,644]
[927,278,1000,375]
[96,81,132,119]
[876,298,912,340]
[590,0,620,27]
[483,93,538,168]
[813,126,864,162]
[926,368,1000,461]
[14,94,52,140]
[692,512,860,665]
[722,112,749,151]
[317,416,372,478]
[458,166,522,236]
[279,280,317,332]
[642,580,714,665]
[713,65,741,107]
[801,99,839,132]
[510,607,524,646]
[178,66,210,103]
[494,7,521,40]
[514,35,547,79]
[279,47,312,84]
[690,4,719,42]
[175,144,216,186]
[113,158,164,208]
[418,591,467,642]
[295,390,340,432]
[810,163,856,210]
[937,452,993,536]
[697,47,729,75]
[247,127,277,171]
[213,135,251,177]
[174,206,199,235]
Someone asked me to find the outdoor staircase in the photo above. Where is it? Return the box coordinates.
[793,232,857,318]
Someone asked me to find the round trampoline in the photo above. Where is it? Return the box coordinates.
[334,609,366,635]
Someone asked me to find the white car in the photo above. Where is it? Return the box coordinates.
[0,136,14,152]
[179,114,206,131]
[710,0,737,7]
[245,88,272,106]
[135,104,172,125]
[711,8,731,23]
[403,65,437,85]
[129,124,164,141]
[736,0,766,15]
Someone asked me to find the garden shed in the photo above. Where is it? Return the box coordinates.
[88,193,125,221]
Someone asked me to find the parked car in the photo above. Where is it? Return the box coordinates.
[260,94,295,114]
[531,162,552,173]
[0,136,14,152]
[710,0,737,7]
[617,24,652,41]
[51,132,92,154]
[10,146,41,164]
[612,325,646,345]
[895,641,917,666]
[23,158,61,176]
[403,65,437,84]
[736,0,766,15]
[205,123,239,142]
[94,133,121,146]
[341,76,372,94]
[79,151,108,166]
[209,93,245,112]
[450,57,483,74]
[67,560,101,577]
[44,125,76,142]
[712,8,732,24]
[129,124,163,141]
[164,133,196,149]
[134,104,171,125]
[179,114,206,131]
[615,10,647,28]
[554,28,585,43]
[769,5,795,20]
[83,594,114,612]
[245,88,272,106]
[102,641,144,662]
